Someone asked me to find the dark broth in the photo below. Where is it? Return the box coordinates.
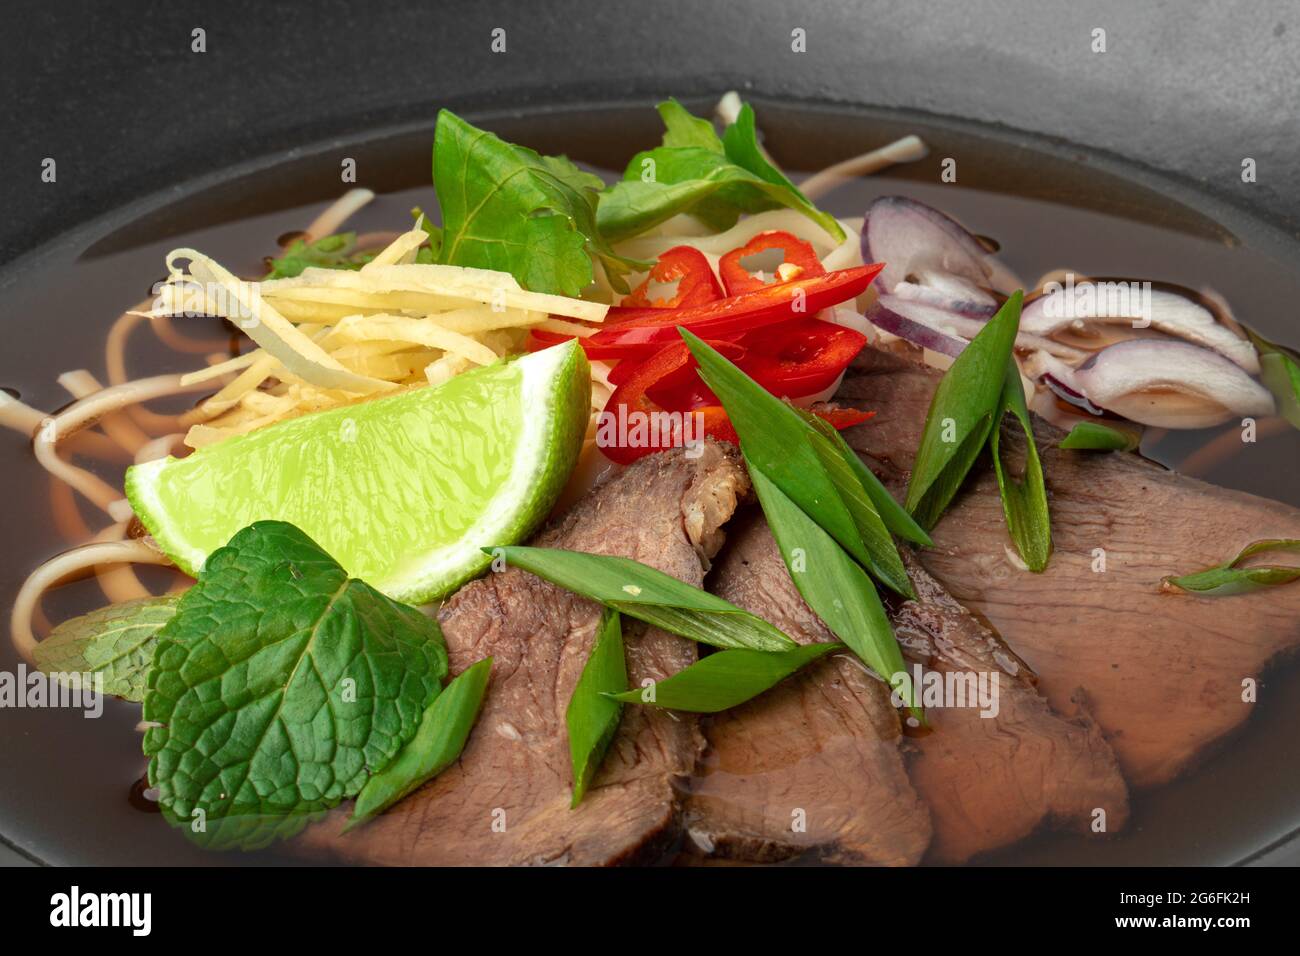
[1,103,1298,865]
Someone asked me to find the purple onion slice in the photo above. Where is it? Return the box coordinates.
[867,295,1086,361]
[861,196,995,301]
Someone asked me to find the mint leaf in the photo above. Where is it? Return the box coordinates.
[143,521,447,849]
[33,596,179,702]
[433,110,640,296]
[346,656,492,830]
[264,232,375,280]
[597,100,845,244]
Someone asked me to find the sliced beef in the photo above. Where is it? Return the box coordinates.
[690,514,1126,864]
[837,347,1300,787]
[685,511,932,866]
[300,442,749,865]
[893,548,1128,862]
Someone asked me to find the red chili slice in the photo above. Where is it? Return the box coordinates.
[605,339,746,388]
[596,343,735,464]
[735,318,867,397]
[622,246,722,309]
[718,230,826,296]
[587,262,884,353]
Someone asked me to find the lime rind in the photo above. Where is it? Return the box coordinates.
[126,341,590,605]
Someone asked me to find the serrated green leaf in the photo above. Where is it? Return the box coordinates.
[658,98,724,151]
[605,641,842,713]
[750,467,918,714]
[905,291,1024,529]
[32,595,179,701]
[1162,538,1300,596]
[143,520,447,850]
[346,656,492,830]
[434,110,642,295]
[597,100,844,244]
[566,609,626,807]
[1058,420,1140,451]
[990,360,1052,572]
[264,232,376,280]
[489,545,795,652]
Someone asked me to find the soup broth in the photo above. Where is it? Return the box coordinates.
[1,103,1298,865]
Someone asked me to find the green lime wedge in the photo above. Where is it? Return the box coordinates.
[126,341,590,604]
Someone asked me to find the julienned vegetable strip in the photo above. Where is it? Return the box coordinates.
[487,545,797,652]
[566,609,627,807]
[605,642,843,713]
[990,360,1052,572]
[1162,539,1300,596]
[347,657,493,830]
[904,291,1024,531]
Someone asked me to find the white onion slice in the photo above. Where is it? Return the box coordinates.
[1069,340,1274,428]
[1021,284,1259,373]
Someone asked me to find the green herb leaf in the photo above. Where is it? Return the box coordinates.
[1162,539,1300,596]
[32,595,179,702]
[566,609,627,807]
[264,232,376,280]
[605,642,842,713]
[750,467,917,713]
[433,110,641,296]
[905,291,1024,530]
[657,98,724,151]
[489,545,796,652]
[597,100,844,244]
[346,656,492,831]
[1058,420,1140,451]
[410,205,444,262]
[143,521,447,849]
[1260,352,1300,429]
[1244,328,1300,429]
[682,330,911,596]
[990,361,1052,572]
[798,408,933,547]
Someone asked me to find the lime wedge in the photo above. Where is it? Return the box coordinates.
[126,341,590,604]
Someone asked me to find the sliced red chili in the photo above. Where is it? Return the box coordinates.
[719,230,825,296]
[596,343,736,464]
[622,246,722,310]
[588,262,883,352]
[735,318,867,398]
[810,407,875,430]
[606,339,745,388]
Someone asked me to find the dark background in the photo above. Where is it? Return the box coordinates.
[1,0,1298,271]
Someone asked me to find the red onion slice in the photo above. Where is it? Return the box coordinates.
[1070,340,1274,428]
[1021,281,1259,373]
[867,295,1087,361]
[862,196,995,299]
